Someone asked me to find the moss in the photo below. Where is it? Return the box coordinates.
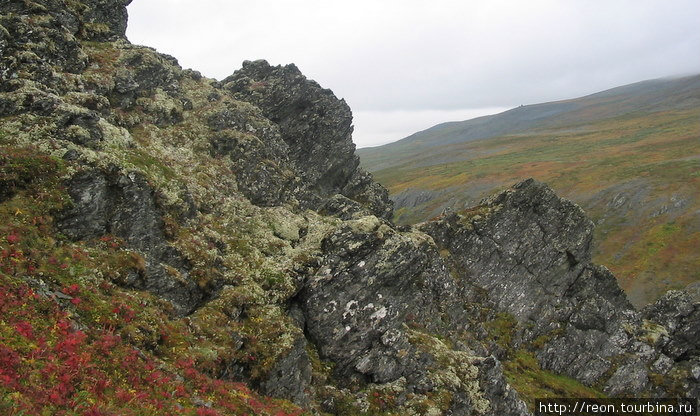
[407,390,453,416]
[0,146,64,199]
[503,350,606,411]
[135,88,183,124]
[234,304,300,380]
[79,22,111,38]
[322,379,432,416]
[307,342,334,384]
[456,205,493,229]
[81,40,120,70]
[484,312,517,351]
[531,326,565,349]
[125,148,178,182]
[646,367,688,397]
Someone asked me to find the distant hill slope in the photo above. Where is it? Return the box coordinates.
[4,1,699,410]
[359,75,700,307]
[358,75,700,171]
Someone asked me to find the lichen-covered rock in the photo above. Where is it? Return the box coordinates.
[17,0,132,40]
[2,0,698,413]
[223,59,393,219]
[76,0,133,40]
[318,193,375,220]
[643,290,700,360]
[473,357,529,416]
[298,215,529,413]
[206,101,311,207]
[421,179,623,326]
[259,336,313,406]
[57,168,205,315]
[0,11,87,90]
[300,215,448,383]
[421,179,698,397]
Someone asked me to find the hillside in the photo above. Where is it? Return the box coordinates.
[358,75,700,171]
[1,1,699,415]
[359,76,700,307]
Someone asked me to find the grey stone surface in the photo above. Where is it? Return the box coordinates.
[3,0,699,412]
[643,290,700,360]
[57,169,205,315]
[421,179,699,395]
[259,336,313,406]
[223,60,393,219]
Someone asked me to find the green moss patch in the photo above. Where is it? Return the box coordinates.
[503,350,605,411]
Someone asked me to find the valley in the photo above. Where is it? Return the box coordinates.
[360,76,700,307]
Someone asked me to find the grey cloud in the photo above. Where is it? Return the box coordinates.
[127,0,700,146]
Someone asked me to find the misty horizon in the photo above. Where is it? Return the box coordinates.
[126,0,700,148]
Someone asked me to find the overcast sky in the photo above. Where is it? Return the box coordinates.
[126,0,700,148]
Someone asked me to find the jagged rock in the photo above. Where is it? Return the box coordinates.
[3,0,699,413]
[57,168,205,315]
[207,103,311,207]
[605,359,649,395]
[299,215,448,383]
[110,46,183,106]
[76,0,133,40]
[473,357,530,416]
[0,11,88,89]
[340,169,393,220]
[421,179,697,396]
[223,60,393,219]
[259,336,312,406]
[299,215,529,413]
[4,0,133,41]
[317,193,374,220]
[421,179,630,329]
[222,60,356,194]
[643,290,700,360]
[392,187,442,209]
[55,104,104,147]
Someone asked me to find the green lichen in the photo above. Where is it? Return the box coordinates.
[639,319,669,346]
[407,329,490,415]
[456,205,494,230]
[646,366,689,397]
[80,22,111,38]
[530,326,566,349]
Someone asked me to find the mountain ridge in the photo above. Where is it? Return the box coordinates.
[358,74,700,171]
[1,1,698,414]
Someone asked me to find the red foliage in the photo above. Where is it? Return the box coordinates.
[6,232,19,244]
[13,321,34,339]
[62,283,81,296]
[111,302,136,322]
[0,274,306,415]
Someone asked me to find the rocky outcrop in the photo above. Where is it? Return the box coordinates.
[392,187,442,209]
[1,0,698,414]
[420,179,631,332]
[259,336,313,406]
[56,168,205,316]
[3,0,133,41]
[297,214,529,414]
[421,179,699,397]
[223,60,393,219]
